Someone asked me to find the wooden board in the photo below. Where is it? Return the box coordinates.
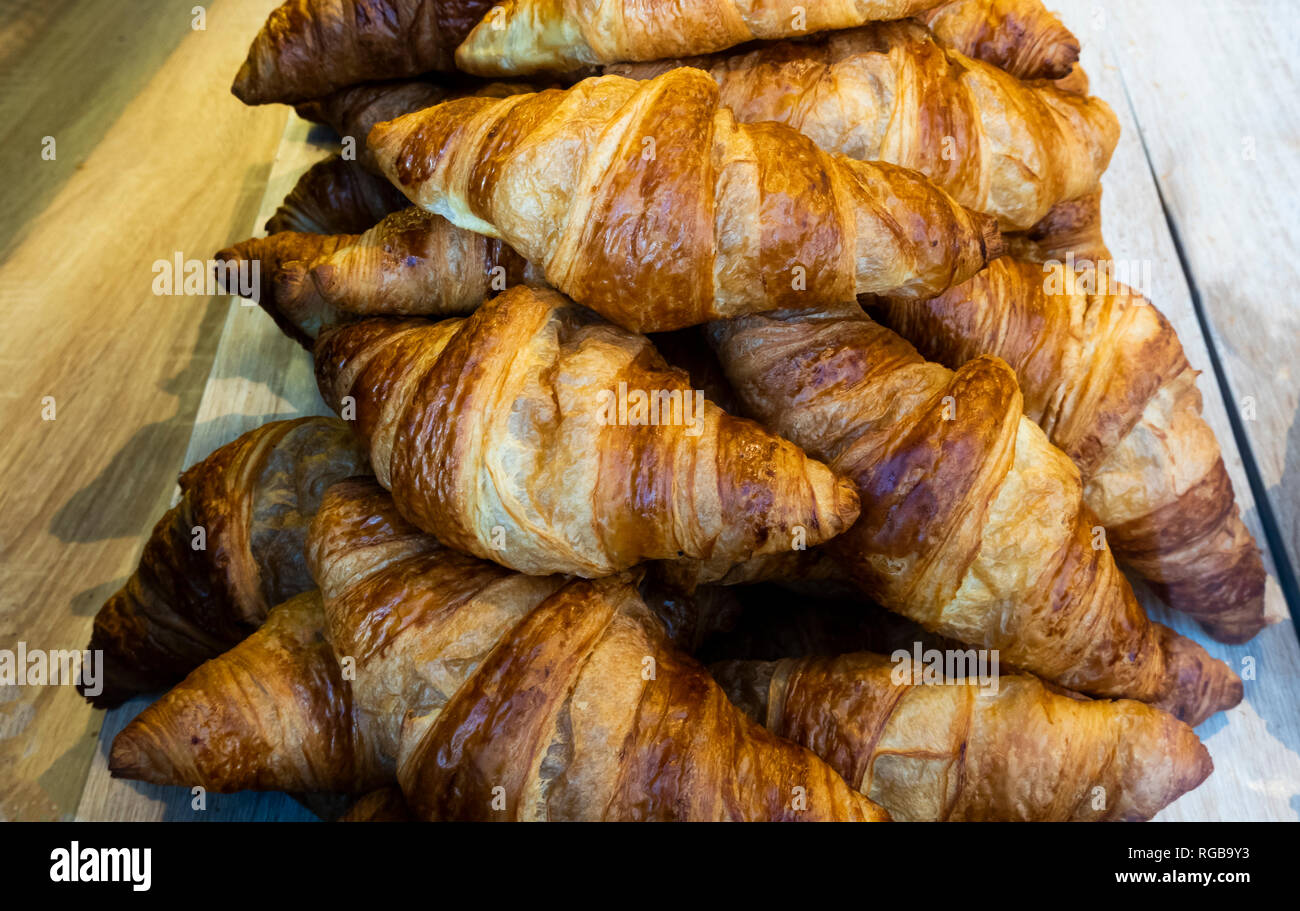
[73,3,1300,821]
[0,0,292,822]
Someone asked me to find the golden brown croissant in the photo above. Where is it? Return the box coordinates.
[711,651,1213,821]
[308,477,888,821]
[82,418,369,707]
[109,591,389,794]
[870,258,1267,642]
[454,0,947,76]
[368,68,1000,331]
[232,0,495,104]
[262,156,408,235]
[219,207,536,347]
[1005,187,1112,264]
[608,22,1117,231]
[708,304,1242,725]
[314,286,861,578]
[917,0,1080,81]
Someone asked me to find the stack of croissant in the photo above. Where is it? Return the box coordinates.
[86,0,1267,822]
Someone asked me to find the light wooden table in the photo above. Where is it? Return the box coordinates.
[0,0,290,820]
[4,0,1300,821]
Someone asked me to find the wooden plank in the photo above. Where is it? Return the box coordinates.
[0,0,290,821]
[1051,0,1300,821]
[75,115,332,822]
[1088,0,1300,597]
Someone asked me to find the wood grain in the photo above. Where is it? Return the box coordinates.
[0,0,288,821]
[74,113,335,822]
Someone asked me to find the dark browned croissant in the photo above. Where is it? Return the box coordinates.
[295,79,538,173]
[262,156,408,236]
[608,22,1117,231]
[871,257,1267,642]
[708,303,1242,725]
[232,0,496,104]
[314,286,861,579]
[367,68,1000,331]
[296,81,454,173]
[712,651,1213,821]
[917,0,1080,80]
[82,418,368,707]
[219,207,535,347]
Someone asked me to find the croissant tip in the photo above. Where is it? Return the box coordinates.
[830,474,862,535]
[1225,673,1245,709]
[107,727,156,782]
[1200,620,1267,646]
[1057,40,1083,71]
[230,56,261,105]
[1195,591,1269,645]
[981,218,1005,262]
[1170,720,1216,801]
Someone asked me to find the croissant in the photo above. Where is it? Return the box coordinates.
[82,418,369,707]
[917,0,1080,81]
[870,258,1267,642]
[232,0,495,104]
[711,652,1213,821]
[296,81,455,173]
[607,22,1117,231]
[453,0,947,76]
[309,477,888,821]
[218,207,535,347]
[708,304,1242,725]
[216,231,352,347]
[296,80,538,173]
[368,68,1000,331]
[109,590,389,794]
[1052,63,1090,95]
[262,156,408,235]
[1005,187,1112,264]
[314,285,861,578]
